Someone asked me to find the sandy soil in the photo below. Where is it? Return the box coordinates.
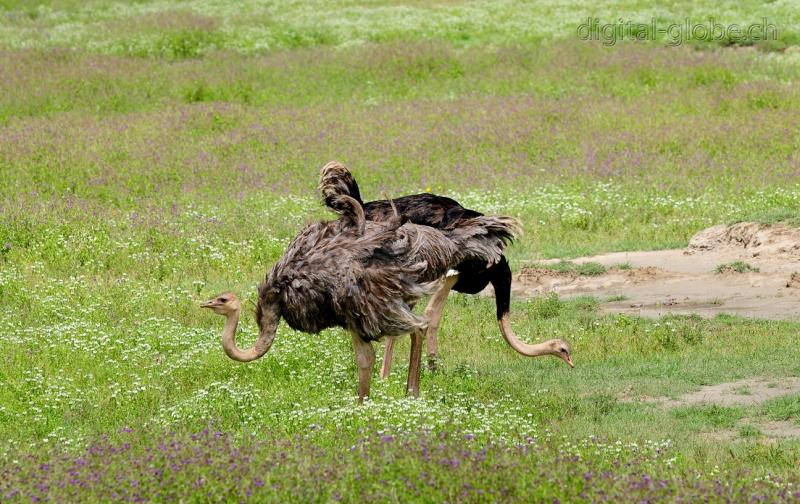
[702,420,800,441]
[640,377,800,408]
[512,222,800,321]
[629,377,800,440]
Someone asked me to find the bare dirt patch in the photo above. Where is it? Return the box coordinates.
[515,265,677,297]
[755,420,800,439]
[655,377,800,408]
[628,376,800,440]
[703,420,800,442]
[510,222,800,320]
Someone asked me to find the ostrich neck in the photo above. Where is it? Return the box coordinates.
[220,307,277,362]
[498,315,555,357]
[221,309,242,358]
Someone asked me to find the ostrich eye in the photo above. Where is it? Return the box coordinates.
[219,297,228,303]
[560,348,567,353]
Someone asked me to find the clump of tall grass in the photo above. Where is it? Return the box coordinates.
[714,261,760,274]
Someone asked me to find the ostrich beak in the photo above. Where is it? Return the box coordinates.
[565,354,574,368]
[200,300,215,309]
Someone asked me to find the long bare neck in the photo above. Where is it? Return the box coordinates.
[221,307,278,362]
[498,315,555,357]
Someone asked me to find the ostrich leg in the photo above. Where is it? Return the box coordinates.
[406,328,423,397]
[351,332,375,404]
[380,336,396,380]
[423,274,459,371]
[380,301,416,381]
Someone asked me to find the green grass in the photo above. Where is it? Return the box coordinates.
[763,395,800,423]
[741,208,800,227]
[714,261,761,274]
[2,1,800,500]
[740,424,763,438]
[671,405,744,430]
[1,0,800,54]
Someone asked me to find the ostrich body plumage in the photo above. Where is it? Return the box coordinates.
[261,200,518,342]
[318,161,574,375]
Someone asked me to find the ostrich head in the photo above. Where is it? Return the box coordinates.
[547,339,573,368]
[201,289,281,363]
[200,292,241,315]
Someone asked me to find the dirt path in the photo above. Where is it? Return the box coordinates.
[639,377,800,408]
[511,222,800,321]
[625,377,800,439]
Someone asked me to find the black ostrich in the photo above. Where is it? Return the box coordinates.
[318,161,574,378]
[202,193,526,402]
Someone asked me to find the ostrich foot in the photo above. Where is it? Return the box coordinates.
[427,353,440,372]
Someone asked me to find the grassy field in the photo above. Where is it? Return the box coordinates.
[2,1,800,501]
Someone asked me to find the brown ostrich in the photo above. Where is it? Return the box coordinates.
[318,161,574,376]
[202,194,522,402]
